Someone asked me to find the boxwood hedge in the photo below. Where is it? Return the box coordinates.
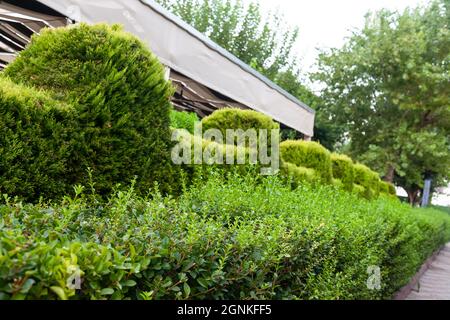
[1,173,449,300]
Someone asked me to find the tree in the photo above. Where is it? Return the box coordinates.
[314,0,450,204]
[157,0,299,79]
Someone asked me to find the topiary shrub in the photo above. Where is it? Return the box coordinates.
[0,77,75,201]
[280,140,333,183]
[3,23,175,198]
[387,182,397,196]
[330,153,354,192]
[379,180,397,197]
[280,161,316,189]
[353,163,381,200]
[201,108,279,146]
[170,109,199,134]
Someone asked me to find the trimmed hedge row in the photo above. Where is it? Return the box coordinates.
[1,173,449,300]
[1,23,176,201]
[280,140,393,200]
[197,108,395,200]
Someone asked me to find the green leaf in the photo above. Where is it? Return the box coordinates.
[50,286,67,300]
[122,280,137,287]
[197,278,208,289]
[100,288,115,295]
[183,282,191,297]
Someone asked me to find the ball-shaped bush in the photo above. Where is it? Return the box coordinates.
[331,153,354,192]
[201,108,279,144]
[280,140,333,183]
[4,23,175,196]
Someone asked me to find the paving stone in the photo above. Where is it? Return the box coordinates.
[406,243,450,300]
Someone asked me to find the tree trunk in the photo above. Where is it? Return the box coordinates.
[385,164,395,183]
[406,189,420,206]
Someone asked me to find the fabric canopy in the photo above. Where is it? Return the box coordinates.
[4,0,315,136]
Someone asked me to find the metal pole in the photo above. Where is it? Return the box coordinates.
[421,178,432,207]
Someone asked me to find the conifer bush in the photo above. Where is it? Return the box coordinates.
[201,108,279,145]
[280,161,316,188]
[280,140,333,183]
[330,153,354,192]
[0,78,74,201]
[353,163,379,199]
[3,23,175,198]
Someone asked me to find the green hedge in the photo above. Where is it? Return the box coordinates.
[330,153,354,192]
[280,140,332,183]
[1,173,449,300]
[0,78,75,201]
[201,108,279,145]
[170,110,199,134]
[353,163,380,200]
[280,161,316,188]
[2,23,175,199]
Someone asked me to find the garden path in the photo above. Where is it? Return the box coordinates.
[406,243,450,300]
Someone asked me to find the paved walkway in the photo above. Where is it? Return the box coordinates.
[406,243,450,300]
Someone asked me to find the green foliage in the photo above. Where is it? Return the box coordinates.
[280,161,316,189]
[170,110,199,134]
[157,0,299,80]
[379,180,396,196]
[171,129,262,185]
[330,153,354,192]
[280,140,332,184]
[0,78,75,201]
[352,184,366,197]
[1,173,449,300]
[2,23,175,199]
[353,164,382,200]
[314,0,450,203]
[202,108,279,136]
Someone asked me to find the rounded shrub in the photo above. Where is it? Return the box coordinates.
[201,108,279,142]
[280,140,333,183]
[170,109,199,134]
[280,161,316,188]
[0,77,74,202]
[353,163,381,199]
[379,180,397,197]
[330,153,354,192]
[4,23,175,197]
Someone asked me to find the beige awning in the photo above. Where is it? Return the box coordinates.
[2,0,315,136]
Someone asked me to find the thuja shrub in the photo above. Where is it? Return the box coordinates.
[330,153,354,192]
[0,78,75,202]
[170,109,199,134]
[353,163,379,200]
[280,140,333,183]
[171,129,263,185]
[280,161,316,189]
[3,23,175,197]
[201,108,280,145]
[1,173,449,300]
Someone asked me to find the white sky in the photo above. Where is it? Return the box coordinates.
[253,0,428,75]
